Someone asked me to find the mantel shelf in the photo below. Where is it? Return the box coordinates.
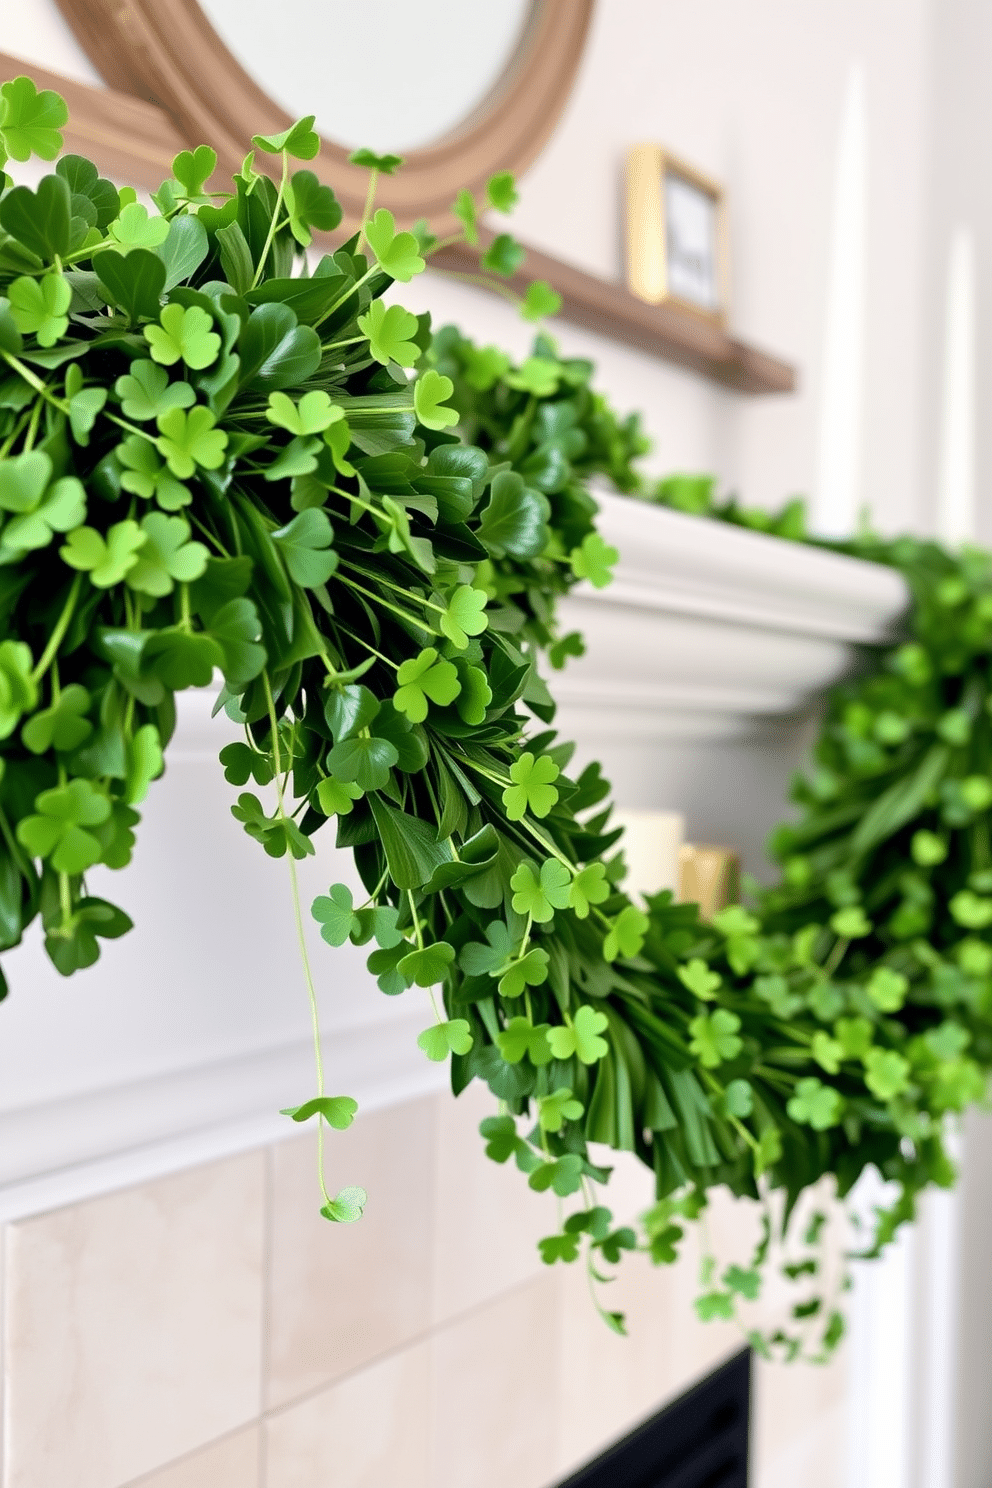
[432,234,798,395]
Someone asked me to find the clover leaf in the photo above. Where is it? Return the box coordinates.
[393,647,460,723]
[949,890,992,928]
[321,1186,367,1224]
[439,584,488,648]
[538,1231,582,1265]
[67,386,108,448]
[482,232,525,278]
[528,1153,584,1196]
[364,209,425,282]
[8,272,70,347]
[252,116,320,159]
[107,201,169,253]
[502,751,560,820]
[0,641,37,739]
[863,1048,911,1101]
[835,1016,873,1058]
[125,723,164,805]
[316,776,363,817]
[156,405,228,479]
[0,175,71,261]
[0,451,50,515]
[61,521,146,587]
[811,1032,843,1075]
[454,663,492,725]
[479,1113,529,1164]
[678,958,722,1000]
[570,532,618,589]
[452,188,478,244]
[170,144,217,202]
[830,905,872,938]
[358,300,421,368]
[348,148,404,173]
[17,778,110,874]
[0,76,68,162]
[567,862,609,919]
[496,1017,553,1066]
[498,947,550,999]
[326,735,398,792]
[459,920,516,977]
[21,683,92,754]
[219,743,273,788]
[266,389,339,436]
[537,1086,583,1132]
[398,940,456,987]
[126,512,209,597]
[603,904,649,962]
[230,793,314,860]
[911,829,947,866]
[547,1005,609,1064]
[116,436,191,511]
[272,508,337,588]
[281,1094,358,1129]
[753,974,803,1019]
[506,356,560,396]
[312,884,361,947]
[786,1077,843,1130]
[723,1264,761,1300]
[115,360,196,421]
[867,966,908,1013]
[417,1018,474,1061]
[145,303,221,370]
[284,170,341,246]
[1,474,86,553]
[510,858,571,923]
[521,279,562,322]
[688,1008,743,1068]
[723,1078,754,1117]
[413,369,459,431]
[486,171,518,212]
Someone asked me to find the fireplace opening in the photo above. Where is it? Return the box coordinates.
[555,1349,750,1488]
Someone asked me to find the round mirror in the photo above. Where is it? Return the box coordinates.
[56,0,594,230]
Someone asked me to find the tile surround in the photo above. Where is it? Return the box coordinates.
[265,1095,436,1408]
[2,1152,265,1488]
[123,1426,261,1488]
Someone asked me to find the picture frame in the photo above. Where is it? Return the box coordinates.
[625,144,729,322]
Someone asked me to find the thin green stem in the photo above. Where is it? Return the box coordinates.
[251,149,290,289]
[357,168,378,254]
[31,575,82,684]
[334,572,433,633]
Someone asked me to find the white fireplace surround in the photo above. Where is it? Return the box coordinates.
[0,496,908,1219]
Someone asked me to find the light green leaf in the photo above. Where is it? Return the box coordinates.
[126,511,208,596]
[439,584,488,648]
[417,1019,473,1061]
[156,405,228,479]
[786,1077,843,1130]
[570,531,618,589]
[365,208,425,281]
[252,116,320,159]
[0,76,68,161]
[502,751,559,820]
[547,1005,609,1064]
[321,1186,367,1224]
[603,904,649,962]
[266,389,340,436]
[312,883,359,947]
[116,435,191,511]
[521,279,561,321]
[414,368,458,430]
[61,520,145,586]
[281,1095,358,1129]
[358,299,420,368]
[537,1086,583,1132]
[106,201,169,253]
[115,360,196,421]
[7,272,70,346]
[145,303,221,370]
[688,1008,743,1068]
[393,647,460,723]
[677,958,722,1000]
[568,862,609,919]
[510,858,571,923]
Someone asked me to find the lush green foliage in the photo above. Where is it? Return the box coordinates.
[1,77,989,1354]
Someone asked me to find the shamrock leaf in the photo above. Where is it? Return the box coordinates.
[230,793,314,860]
[482,232,525,277]
[479,1113,530,1164]
[17,778,110,874]
[949,890,992,929]
[439,584,488,648]
[459,920,516,977]
[156,405,228,479]
[695,1292,735,1322]
[569,862,610,918]
[462,344,510,392]
[107,201,169,253]
[454,663,492,726]
[598,1227,638,1265]
[413,369,459,431]
[21,683,92,754]
[66,383,108,448]
[867,966,908,1013]
[528,1153,584,1196]
[603,904,649,962]
[218,743,273,788]
[266,389,340,436]
[348,148,404,173]
[811,1032,843,1075]
[521,279,562,321]
[496,1017,553,1066]
[570,532,618,589]
[1,475,85,553]
[145,303,221,370]
[0,641,37,738]
[497,947,549,999]
[487,171,518,212]
[398,941,456,987]
[538,1231,582,1265]
[126,512,209,597]
[678,958,722,1001]
[272,508,337,587]
[116,436,191,511]
[284,169,341,246]
[723,1078,754,1116]
[911,829,947,866]
[326,735,398,792]
[537,1086,583,1132]
[170,144,217,201]
[924,1021,970,1060]
[358,300,421,368]
[253,116,320,159]
[0,76,68,161]
[452,188,478,244]
[688,1008,743,1068]
[547,1005,609,1064]
[502,751,560,820]
[321,1186,367,1224]
[0,451,50,515]
[835,1016,873,1058]
[311,883,360,947]
[506,357,560,396]
[280,1095,357,1129]
[7,272,70,347]
[863,1048,911,1101]
[786,1077,843,1130]
[115,360,196,421]
[61,521,146,587]
[753,974,803,1020]
[712,905,760,937]
[510,858,571,923]
[723,1265,761,1301]
[316,776,363,817]
[365,208,425,281]
[393,647,460,723]
[830,905,872,938]
[417,1019,474,1061]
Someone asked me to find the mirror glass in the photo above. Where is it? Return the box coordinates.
[196,0,535,153]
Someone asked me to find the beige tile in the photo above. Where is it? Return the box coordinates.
[430,1275,559,1488]
[753,1351,848,1488]
[265,1340,431,1488]
[124,1426,261,1487]
[3,1153,265,1488]
[432,1081,559,1325]
[754,1390,847,1488]
[266,1095,436,1408]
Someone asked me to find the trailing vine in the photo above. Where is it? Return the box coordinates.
[0,78,988,1357]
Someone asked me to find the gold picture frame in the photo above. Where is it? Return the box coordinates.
[625,145,729,323]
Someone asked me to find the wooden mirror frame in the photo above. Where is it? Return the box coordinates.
[53,0,593,231]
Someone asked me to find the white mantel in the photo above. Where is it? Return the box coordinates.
[0,500,908,1216]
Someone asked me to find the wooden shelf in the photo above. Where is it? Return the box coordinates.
[433,234,797,396]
